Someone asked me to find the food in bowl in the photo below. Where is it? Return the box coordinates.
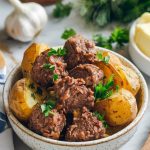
[9,35,141,142]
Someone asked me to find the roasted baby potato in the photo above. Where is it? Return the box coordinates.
[95,51,125,87]
[9,78,47,121]
[120,65,140,96]
[94,88,138,126]
[95,51,140,95]
[21,43,49,77]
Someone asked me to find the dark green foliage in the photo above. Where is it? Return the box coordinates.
[61,28,76,39]
[53,2,72,18]
[93,27,129,50]
[80,0,150,27]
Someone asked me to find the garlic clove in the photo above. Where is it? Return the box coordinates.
[5,0,48,42]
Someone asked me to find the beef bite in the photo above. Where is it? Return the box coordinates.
[29,107,66,140]
[31,49,67,87]
[69,64,104,89]
[55,76,95,113]
[64,35,96,70]
[66,107,105,141]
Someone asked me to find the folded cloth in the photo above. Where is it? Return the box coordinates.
[0,110,14,150]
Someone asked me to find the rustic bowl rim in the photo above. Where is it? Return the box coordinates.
[3,47,148,146]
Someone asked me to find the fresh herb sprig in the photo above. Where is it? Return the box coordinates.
[41,100,56,117]
[61,28,76,39]
[93,111,108,128]
[43,63,59,81]
[80,0,150,27]
[94,75,114,100]
[96,52,110,64]
[53,2,72,18]
[93,27,129,50]
[93,34,112,50]
[48,48,66,57]
[109,27,129,46]
[53,74,59,81]
[43,63,55,71]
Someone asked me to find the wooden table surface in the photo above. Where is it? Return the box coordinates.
[0,0,150,150]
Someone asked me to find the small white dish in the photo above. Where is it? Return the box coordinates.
[3,47,148,150]
[129,20,150,76]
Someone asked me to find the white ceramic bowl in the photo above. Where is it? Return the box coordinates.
[3,47,148,150]
[129,20,150,76]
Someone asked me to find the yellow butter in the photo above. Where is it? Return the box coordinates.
[134,13,150,58]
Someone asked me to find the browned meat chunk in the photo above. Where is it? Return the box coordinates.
[66,107,105,141]
[55,76,95,113]
[31,49,67,87]
[64,35,96,69]
[29,107,66,139]
[69,64,104,89]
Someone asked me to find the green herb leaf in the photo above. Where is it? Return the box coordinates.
[57,48,67,56]
[93,27,129,51]
[93,34,112,50]
[109,27,129,46]
[53,74,59,81]
[53,2,72,18]
[94,75,114,100]
[48,48,67,57]
[40,100,56,117]
[61,28,76,39]
[96,51,110,64]
[93,111,108,128]
[43,63,55,72]
[116,85,120,92]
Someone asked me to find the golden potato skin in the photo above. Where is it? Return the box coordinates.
[95,52,140,95]
[120,65,140,96]
[94,88,138,126]
[95,52,125,87]
[21,43,49,77]
[9,78,40,121]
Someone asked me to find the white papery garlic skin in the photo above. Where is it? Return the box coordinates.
[5,0,48,42]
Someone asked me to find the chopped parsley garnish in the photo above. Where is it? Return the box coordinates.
[41,100,56,117]
[93,27,129,51]
[109,27,129,46]
[93,111,108,128]
[53,74,59,81]
[94,75,114,100]
[116,85,120,92]
[53,2,72,18]
[48,48,67,57]
[28,83,35,89]
[43,63,55,72]
[36,87,42,95]
[61,28,76,39]
[31,93,35,99]
[96,52,110,64]
[93,34,112,50]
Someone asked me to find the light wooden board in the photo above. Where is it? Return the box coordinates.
[142,134,150,150]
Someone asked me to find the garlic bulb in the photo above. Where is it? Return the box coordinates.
[5,0,48,42]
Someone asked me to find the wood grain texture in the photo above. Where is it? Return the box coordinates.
[142,134,150,150]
